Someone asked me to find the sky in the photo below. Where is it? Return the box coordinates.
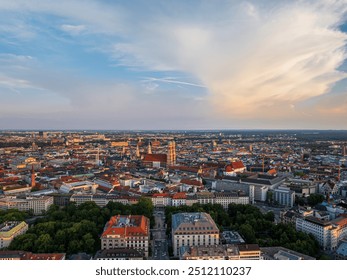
[0,0,347,130]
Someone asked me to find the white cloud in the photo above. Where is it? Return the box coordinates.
[105,0,347,124]
[0,74,36,89]
[1,0,347,128]
[142,77,206,88]
[60,24,86,35]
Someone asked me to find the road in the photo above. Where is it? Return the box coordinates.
[151,209,169,260]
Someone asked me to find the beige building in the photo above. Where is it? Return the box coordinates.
[0,196,53,215]
[151,193,172,207]
[172,212,220,257]
[101,215,150,258]
[70,194,132,207]
[238,244,261,260]
[0,221,29,249]
[111,141,129,147]
[214,193,249,210]
[2,185,32,196]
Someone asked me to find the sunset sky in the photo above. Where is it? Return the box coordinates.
[1,0,347,130]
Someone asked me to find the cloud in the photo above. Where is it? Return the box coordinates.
[0,0,125,35]
[1,0,347,129]
[142,77,206,88]
[0,74,35,89]
[108,1,347,123]
[60,24,86,35]
[0,52,208,129]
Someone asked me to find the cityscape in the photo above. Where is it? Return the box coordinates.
[1,0,347,264]
[0,130,347,260]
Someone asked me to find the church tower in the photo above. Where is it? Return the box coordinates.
[147,141,152,154]
[136,143,140,158]
[167,140,176,166]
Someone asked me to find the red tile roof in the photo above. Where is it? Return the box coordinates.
[102,215,149,238]
[142,154,167,163]
[172,192,187,199]
[225,161,245,172]
[180,178,203,186]
[170,166,199,173]
[231,161,245,169]
[267,168,277,175]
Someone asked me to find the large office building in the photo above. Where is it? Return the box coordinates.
[0,221,28,249]
[273,186,295,207]
[214,193,250,210]
[101,215,150,258]
[296,215,347,250]
[172,212,220,257]
[0,196,54,215]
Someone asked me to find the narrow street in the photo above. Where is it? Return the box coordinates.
[151,209,169,260]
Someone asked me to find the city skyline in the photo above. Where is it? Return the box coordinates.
[1,0,347,130]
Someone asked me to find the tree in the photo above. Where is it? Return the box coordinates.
[0,209,28,223]
[307,194,325,207]
[295,196,305,206]
[264,211,275,222]
[68,240,82,255]
[8,233,37,251]
[239,224,256,243]
[82,233,95,253]
[35,234,54,253]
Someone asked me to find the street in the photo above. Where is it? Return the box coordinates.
[151,209,169,260]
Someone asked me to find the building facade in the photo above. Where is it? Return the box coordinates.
[0,196,54,215]
[172,212,220,257]
[214,193,249,210]
[296,215,347,250]
[0,221,28,249]
[273,186,295,207]
[101,215,150,258]
[151,193,172,207]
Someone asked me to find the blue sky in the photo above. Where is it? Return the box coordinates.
[0,0,347,130]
